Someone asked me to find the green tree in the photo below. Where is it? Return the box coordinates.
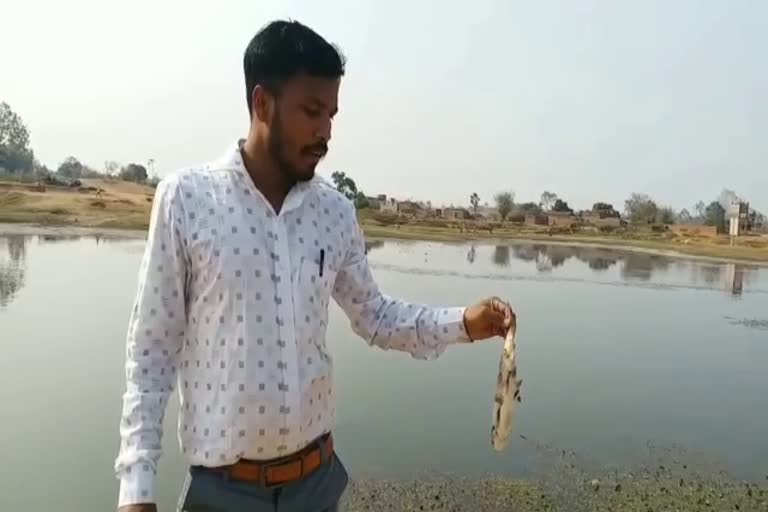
[494,191,515,221]
[517,202,541,215]
[624,193,659,224]
[0,102,34,173]
[704,201,726,230]
[57,156,84,179]
[592,202,613,211]
[591,202,620,218]
[470,193,480,213]
[330,171,358,201]
[354,191,370,209]
[120,163,148,182]
[552,198,572,213]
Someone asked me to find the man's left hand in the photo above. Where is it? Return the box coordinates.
[463,296,515,341]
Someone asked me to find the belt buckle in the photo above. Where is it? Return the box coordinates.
[260,455,303,489]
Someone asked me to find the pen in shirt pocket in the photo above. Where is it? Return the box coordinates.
[319,249,325,277]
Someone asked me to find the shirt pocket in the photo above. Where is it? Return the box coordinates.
[294,254,337,332]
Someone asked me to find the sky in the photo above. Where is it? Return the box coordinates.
[2,0,767,213]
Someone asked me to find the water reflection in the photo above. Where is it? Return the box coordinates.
[365,239,384,254]
[725,264,744,297]
[466,245,476,264]
[2,233,764,308]
[0,232,141,309]
[621,253,670,281]
[492,245,510,267]
[364,239,763,299]
[497,243,758,298]
[0,235,28,308]
[38,234,84,245]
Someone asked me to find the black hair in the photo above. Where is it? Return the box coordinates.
[243,19,346,116]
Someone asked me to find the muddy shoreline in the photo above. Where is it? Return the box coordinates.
[340,474,768,511]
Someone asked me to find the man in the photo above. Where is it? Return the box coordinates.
[115,19,514,512]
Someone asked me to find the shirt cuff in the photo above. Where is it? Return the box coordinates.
[117,463,157,508]
[437,306,472,344]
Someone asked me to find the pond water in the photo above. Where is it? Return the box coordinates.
[1,229,766,511]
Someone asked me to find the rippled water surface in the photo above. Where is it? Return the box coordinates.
[1,231,766,511]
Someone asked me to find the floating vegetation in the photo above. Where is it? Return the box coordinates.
[725,316,768,330]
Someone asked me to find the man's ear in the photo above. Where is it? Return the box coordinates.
[252,85,272,123]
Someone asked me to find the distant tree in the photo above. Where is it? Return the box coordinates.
[470,193,480,213]
[592,202,612,211]
[624,193,658,224]
[540,191,557,211]
[354,191,370,209]
[33,159,51,178]
[704,201,726,230]
[120,163,148,182]
[81,165,103,179]
[677,208,693,224]
[0,102,34,173]
[517,202,542,215]
[694,201,706,220]
[750,211,765,230]
[591,202,620,218]
[494,191,515,221]
[658,206,676,225]
[552,199,573,213]
[104,160,120,177]
[331,171,358,201]
[57,156,84,179]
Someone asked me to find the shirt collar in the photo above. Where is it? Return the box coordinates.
[215,139,329,216]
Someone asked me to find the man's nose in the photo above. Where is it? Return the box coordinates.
[317,117,332,143]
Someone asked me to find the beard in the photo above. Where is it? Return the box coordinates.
[268,109,320,183]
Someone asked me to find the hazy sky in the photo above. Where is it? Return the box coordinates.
[2,0,766,213]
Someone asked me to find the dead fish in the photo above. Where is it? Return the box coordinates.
[491,316,521,452]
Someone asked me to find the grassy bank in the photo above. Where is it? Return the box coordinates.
[2,179,768,264]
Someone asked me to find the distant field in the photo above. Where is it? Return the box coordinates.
[2,179,767,264]
[0,178,154,229]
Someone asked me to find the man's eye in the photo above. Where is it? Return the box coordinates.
[303,106,321,118]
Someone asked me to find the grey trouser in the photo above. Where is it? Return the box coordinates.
[177,450,349,512]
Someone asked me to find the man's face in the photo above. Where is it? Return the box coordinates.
[263,73,340,182]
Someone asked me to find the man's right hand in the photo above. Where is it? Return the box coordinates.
[117,505,157,512]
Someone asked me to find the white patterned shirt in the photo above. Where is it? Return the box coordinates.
[114,140,471,507]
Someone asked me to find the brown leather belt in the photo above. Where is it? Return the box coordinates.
[209,433,333,487]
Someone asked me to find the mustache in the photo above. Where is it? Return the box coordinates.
[302,143,328,156]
